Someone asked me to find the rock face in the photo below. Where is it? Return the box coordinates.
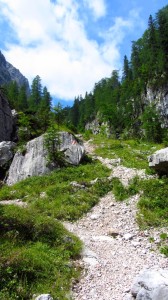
[0,141,15,180]
[6,132,85,185]
[143,84,168,128]
[148,147,168,175]
[85,118,112,136]
[0,141,16,167]
[85,118,102,134]
[0,51,30,94]
[131,268,168,300]
[0,91,14,142]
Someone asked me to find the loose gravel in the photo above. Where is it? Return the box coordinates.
[64,140,168,300]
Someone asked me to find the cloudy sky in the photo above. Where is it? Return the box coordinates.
[0,0,167,104]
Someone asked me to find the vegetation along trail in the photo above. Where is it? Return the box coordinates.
[64,139,168,300]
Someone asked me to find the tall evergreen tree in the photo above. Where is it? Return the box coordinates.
[6,81,19,109]
[157,5,168,73]
[122,55,132,82]
[41,86,51,111]
[17,84,28,111]
[28,75,42,110]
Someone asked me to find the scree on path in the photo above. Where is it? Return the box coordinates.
[64,139,168,300]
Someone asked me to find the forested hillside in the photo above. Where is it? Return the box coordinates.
[2,6,168,145]
[67,5,168,142]
[1,75,53,143]
[0,5,168,299]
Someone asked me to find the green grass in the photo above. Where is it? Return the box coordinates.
[107,174,168,230]
[92,135,163,170]
[0,205,82,299]
[137,177,168,228]
[0,160,111,299]
[0,161,111,220]
[0,134,167,298]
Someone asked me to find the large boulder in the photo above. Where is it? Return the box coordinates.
[148,147,168,175]
[0,91,14,142]
[6,132,85,185]
[0,141,16,167]
[131,267,168,300]
[0,141,16,180]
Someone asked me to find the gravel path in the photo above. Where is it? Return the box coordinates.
[64,140,168,300]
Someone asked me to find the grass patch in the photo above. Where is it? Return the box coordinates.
[0,160,111,298]
[0,161,111,221]
[0,205,82,299]
[111,174,168,229]
[137,177,168,228]
[91,135,163,170]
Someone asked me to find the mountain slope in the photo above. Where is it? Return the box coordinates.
[0,51,30,94]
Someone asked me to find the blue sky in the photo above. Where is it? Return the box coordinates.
[0,0,167,105]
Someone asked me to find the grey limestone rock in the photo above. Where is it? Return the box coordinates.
[148,147,168,175]
[6,132,85,185]
[131,267,168,300]
[0,141,16,167]
[59,131,84,165]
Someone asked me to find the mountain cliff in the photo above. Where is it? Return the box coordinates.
[0,90,14,142]
[0,51,30,94]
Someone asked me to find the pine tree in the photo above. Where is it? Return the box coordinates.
[6,81,19,109]
[157,5,168,73]
[17,85,28,111]
[41,86,51,111]
[122,55,131,81]
[28,75,42,111]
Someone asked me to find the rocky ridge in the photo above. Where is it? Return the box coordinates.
[0,51,30,94]
[64,140,168,300]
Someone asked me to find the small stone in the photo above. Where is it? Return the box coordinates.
[131,241,141,247]
[123,233,134,241]
[90,214,99,220]
[108,229,120,237]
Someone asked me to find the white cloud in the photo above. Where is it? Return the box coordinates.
[83,0,106,19]
[0,0,139,101]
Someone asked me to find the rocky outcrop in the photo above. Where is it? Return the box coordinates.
[143,84,168,128]
[60,131,84,165]
[0,91,14,142]
[85,118,112,137]
[0,51,30,94]
[0,141,16,167]
[0,141,15,180]
[131,268,168,299]
[85,118,102,134]
[148,147,168,175]
[6,132,85,185]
